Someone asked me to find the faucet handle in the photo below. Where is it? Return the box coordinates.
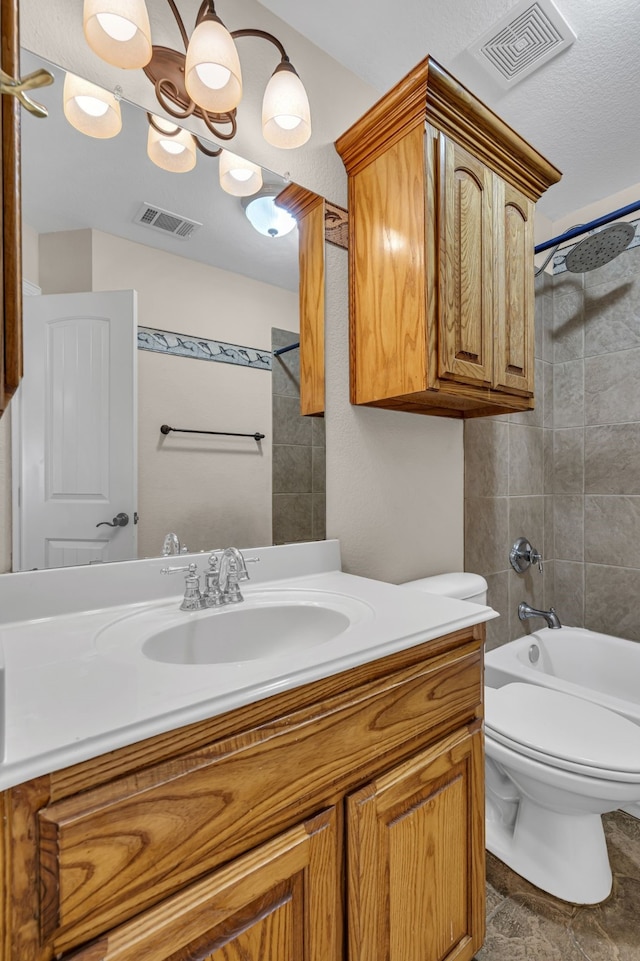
[161,562,204,611]
[510,537,543,574]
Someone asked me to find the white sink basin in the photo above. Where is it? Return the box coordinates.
[95,589,374,665]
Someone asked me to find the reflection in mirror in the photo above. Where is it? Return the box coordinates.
[11,50,325,572]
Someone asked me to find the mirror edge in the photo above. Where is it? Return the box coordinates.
[0,0,22,418]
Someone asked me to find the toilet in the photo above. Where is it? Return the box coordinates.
[401,573,640,904]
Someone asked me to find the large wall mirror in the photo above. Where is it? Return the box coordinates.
[3,38,325,571]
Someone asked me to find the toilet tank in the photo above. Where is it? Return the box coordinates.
[400,572,488,606]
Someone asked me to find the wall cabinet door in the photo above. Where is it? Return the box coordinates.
[492,178,535,394]
[67,807,342,961]
[347,726,485,961]
[436,131,535,398]
[437,133,494,390]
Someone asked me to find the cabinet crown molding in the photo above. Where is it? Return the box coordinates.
[335,56,561,201]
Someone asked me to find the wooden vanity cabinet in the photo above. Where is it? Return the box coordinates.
[1,624,486,961]
[335,56,561,418]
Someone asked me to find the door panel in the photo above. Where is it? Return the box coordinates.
[493,179,535,393]
[347,726,485,961]
[437,135,493,388]
[16,289,137,568]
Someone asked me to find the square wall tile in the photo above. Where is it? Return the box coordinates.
[585,424,640,494]
[553,429,584,494]
[585,564,640,640]
[553,495,584,561]
[508,425,544,496]
[553,361,584,429]
[464,496,509,576]
[272,493,313,545]
[272,394,313,446]
[585,349,640,425]
[273,445,312,495]
[584,274,640,356]
[554,560,585,628]
[484,571,510,651]
[584,494,640,567]
[464,419,509,497]
[552,278,584,363]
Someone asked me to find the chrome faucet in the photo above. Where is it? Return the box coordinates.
[162,548,257,610]
[518,602,562,630]
[217,547,251,603]
[161,532,187,556]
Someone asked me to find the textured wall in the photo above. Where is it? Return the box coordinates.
[325,246,465,583]
[465,236,640,645]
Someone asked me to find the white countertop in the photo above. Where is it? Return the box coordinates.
[0,542,496,790]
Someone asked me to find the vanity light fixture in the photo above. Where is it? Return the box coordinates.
[147,114,197,173]
[82,0,312,149]
[242,187,297,238]
[218,149,263,197]
[63,72,122,138]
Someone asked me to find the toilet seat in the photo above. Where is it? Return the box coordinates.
[485,683,640,781]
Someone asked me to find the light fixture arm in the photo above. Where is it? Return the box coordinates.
[165,0,191,51]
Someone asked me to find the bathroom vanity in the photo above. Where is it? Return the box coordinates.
[0,542,494,961]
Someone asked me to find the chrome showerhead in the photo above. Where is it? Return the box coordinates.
[564,222,635,273]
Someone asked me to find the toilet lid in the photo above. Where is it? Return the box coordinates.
[485,683,640,775]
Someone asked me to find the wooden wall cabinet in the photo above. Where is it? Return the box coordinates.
[278,183,326,417]
[335,57,562,419]
[1,624,486,961]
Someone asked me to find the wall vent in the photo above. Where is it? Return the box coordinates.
[133,202,203,240]
[468,0,576,88]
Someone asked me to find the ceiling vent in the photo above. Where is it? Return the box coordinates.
[468,0,576,88]
[133,202,203,240]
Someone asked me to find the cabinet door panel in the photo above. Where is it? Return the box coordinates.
[66,807,342,961]
[493,179,535,393]
[347,726,484,961]
[438,136,493,388]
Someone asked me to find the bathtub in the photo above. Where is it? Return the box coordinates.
[485,626,640,819]
[484,627,640,725]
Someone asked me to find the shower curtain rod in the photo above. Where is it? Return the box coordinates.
[534,199,640,255]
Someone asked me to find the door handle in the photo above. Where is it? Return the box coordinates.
[96,512,129,528]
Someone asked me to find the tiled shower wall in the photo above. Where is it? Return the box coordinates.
[465,239,640,647]
[271,327,326,545]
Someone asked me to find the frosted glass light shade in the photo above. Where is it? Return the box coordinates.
[63,73,122,138]
[147,117,196,173]
[243,190,297,238]
[219,150,263,197]
[83,0,152,69]
[262,63,311,149]
[185,18,242,114]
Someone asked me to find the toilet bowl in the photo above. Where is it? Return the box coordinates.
[485,682,640,903]
[401,572,640,904]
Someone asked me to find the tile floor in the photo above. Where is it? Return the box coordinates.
[476,812,640,960]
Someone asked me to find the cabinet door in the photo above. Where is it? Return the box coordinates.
[67,808,342,961]
[492,178,535,394]
[437,134,494,389]
[347,726,484,961]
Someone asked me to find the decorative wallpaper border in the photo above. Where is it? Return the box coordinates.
[137,326,272,370]
[552,218,640,274]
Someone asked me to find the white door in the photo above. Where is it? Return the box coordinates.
[15,290,137,570]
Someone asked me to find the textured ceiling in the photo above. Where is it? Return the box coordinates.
[258,0,640,221]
